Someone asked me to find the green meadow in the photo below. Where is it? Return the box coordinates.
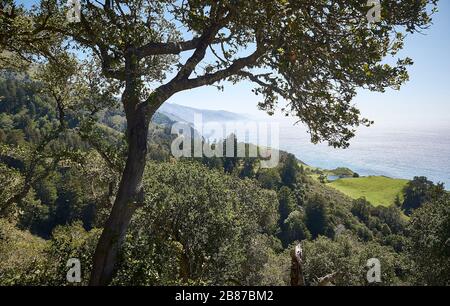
[329,176,409,207]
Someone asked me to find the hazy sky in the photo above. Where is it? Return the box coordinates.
[17,1,450,129]
[169,1,450,129]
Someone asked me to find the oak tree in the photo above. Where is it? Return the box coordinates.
[0,0,437,285]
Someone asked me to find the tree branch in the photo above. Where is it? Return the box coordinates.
[78,12,125,80]
[172,25,221,81]
[317,272,338,286]
[136,4,233,60]
[136,38,203,58]
[147,41,265,114]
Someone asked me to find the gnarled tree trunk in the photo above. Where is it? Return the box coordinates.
[89,55,155,285]
[89,106,150,285]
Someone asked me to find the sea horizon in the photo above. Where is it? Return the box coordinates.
[280,122,450,188]
[221,117,450,188]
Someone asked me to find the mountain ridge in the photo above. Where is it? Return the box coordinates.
[158,102,248,123]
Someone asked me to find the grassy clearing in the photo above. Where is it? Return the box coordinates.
[303,164,356,182]
[328,176,409,207]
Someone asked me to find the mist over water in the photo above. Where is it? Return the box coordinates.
[201,115,450,187]
[276,121,450,187]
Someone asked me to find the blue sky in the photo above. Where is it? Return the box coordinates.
[17,0,450,129]
[169,1,450,129]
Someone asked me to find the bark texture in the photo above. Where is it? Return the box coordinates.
[89,108,149,285]
[290,243,306,286]
[89,57,153,285]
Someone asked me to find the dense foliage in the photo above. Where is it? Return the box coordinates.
[0,0,448,286]
[1,74,448,285]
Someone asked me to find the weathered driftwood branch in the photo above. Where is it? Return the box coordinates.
[290,243,338,286]
[317,272,338,286]
[290,243,306,286]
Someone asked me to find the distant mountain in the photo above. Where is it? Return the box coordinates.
[151,111,178,126]
[158,103,248,123]
[99,103,247,131]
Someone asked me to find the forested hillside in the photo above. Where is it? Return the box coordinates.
[1,72,449,286]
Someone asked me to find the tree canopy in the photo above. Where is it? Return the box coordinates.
[0,0,439,286]
[1,0,438,146]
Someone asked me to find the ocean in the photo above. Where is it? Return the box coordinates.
[275,121,450,188]
[198,117,450,187]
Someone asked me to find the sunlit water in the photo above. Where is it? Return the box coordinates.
[279,122,450,187]
[225,120,450,187]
